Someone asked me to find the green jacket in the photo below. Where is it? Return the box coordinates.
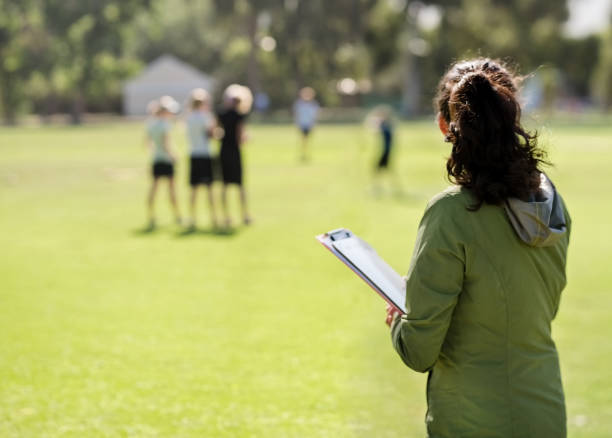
[392,176,571,437]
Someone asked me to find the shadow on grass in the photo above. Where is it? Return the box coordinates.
[174,226,240,238]
[131,225,158,236]
[131,225,241,238]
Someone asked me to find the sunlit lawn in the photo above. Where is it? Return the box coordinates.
[0,118,610,437]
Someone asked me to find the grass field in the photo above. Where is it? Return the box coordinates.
[1,119,611,437]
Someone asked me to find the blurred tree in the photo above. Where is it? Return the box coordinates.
[592,29,612,110]
[362,0,571,115]
[267,0,377,106]
[0,0,49,124]
[140,0,378,108]
[129,0,222,75]
[42,0,151,123]
[556,36,600,99]
[210,0,282,96]
[2,0,609,120]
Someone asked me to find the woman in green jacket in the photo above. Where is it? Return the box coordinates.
[387,59,571,437]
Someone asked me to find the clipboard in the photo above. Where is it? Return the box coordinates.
[316,228,406,314]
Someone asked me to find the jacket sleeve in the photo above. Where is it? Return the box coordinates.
[391,197,466,372]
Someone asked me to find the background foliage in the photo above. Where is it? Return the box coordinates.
[0,0,611,123]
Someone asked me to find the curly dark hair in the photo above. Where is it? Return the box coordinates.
[434,58,548,209]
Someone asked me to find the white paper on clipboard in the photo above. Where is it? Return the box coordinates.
[316,228,406,314]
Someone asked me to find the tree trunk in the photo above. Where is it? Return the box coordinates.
[402,49,420,118]
[246,9,260,94]
[41,93,58,124]
[70,91,85,125]
[0,74,19,125]
[1,104,17,125]
[288,3,304,89]
[401,6,421,118]
[350,0,362,43]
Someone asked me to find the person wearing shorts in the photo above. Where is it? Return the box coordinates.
[185,88,218,229]
[293,87,320,161]
[217,85,252,227]
[145,96,181,228]
[152,161,174,178]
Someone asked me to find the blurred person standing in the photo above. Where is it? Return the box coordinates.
[386,59,571,437]
[293,87,320,161]
[217,85,253,227]
[185,88,218,230]
[375,106,394,171]
[144,96,181,229]
[365,105,401,195]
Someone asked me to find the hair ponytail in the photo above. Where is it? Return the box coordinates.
[435,59,547,209]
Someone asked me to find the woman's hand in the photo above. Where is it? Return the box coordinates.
[385,275,407,326]
[385,304,401,327]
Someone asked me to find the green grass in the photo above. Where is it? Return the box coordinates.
[0,119,610,437]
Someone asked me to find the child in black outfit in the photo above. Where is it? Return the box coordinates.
[217,85,253,227]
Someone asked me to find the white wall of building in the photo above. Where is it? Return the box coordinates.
[123,55,215,116]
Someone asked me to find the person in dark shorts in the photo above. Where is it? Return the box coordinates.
[217,85,253,227]
[185,88,218,229]
[145,96,181,228]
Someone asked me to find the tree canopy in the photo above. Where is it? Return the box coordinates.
[0,0,610,123]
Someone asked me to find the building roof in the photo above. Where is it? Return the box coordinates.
[124,54,214,90]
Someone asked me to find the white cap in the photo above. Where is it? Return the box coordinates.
[159,95,180,114]
[223,84,253,115]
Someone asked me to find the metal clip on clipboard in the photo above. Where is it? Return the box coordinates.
[316,228,407,313]
[328,229,352,241]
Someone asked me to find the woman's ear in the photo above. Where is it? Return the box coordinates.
[437,112,449,136]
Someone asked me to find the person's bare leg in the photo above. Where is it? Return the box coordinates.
[221,184,231,227]
[147,178,159,228]
[168,177,181,224]
[239,185,251,225]
[206,184,219,228]
[189,186,197,229]
[301,133,308,161]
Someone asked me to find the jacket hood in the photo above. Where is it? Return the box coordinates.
[503,173,568,247]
